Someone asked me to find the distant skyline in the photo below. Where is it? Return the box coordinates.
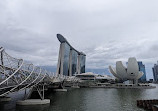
[0,0,158,79]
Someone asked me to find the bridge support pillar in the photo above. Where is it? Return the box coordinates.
[71,82,80,88]
[53,81,67,92]
[0,96,11,102]
[53,89,67,92]
[16,84,50,105]
[16,99,50,105]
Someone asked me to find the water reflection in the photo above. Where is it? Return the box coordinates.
[48,88,86,111]
[1,84,158,111]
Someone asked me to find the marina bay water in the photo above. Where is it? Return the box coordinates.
[1,84,158,111]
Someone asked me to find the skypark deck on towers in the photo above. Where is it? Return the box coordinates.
[56,34,86,76]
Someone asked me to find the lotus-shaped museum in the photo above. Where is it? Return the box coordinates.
[109,57,143,83]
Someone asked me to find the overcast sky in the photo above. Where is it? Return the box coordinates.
[0,0,158,78]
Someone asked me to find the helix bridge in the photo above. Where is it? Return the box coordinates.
[0,47,71,99]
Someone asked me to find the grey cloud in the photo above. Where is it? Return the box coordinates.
[0,0,158,79]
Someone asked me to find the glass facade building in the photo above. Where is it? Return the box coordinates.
[63,43,70,76]
[80,55,86,73]
[138,61,147,82]
[71,50,78,75]
[152,62,158,82]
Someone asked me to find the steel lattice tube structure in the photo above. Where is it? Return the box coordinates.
[0,47,53,97]
[56,34,86,76]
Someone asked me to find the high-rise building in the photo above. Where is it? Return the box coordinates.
[152,62,158,82]
[70,50,78,75]
[138,61,147,82]
[56,34,86,76]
